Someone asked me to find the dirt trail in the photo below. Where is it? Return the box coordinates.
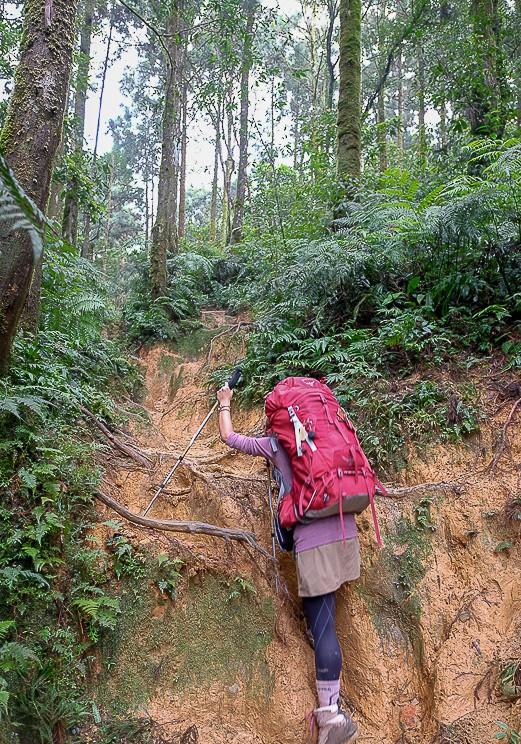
[96,316,521,744]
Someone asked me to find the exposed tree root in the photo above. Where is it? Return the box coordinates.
[81,406,152,468]
[204,321,254,365]
[94,489,274,560]
[487,397,521,471]
[381,481,464,499]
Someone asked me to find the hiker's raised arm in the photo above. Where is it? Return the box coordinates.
[217,384,234,441]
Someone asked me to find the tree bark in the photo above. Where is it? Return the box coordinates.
[221,107,234,245]
[209,114,220,243]
[230,0,256,245]
[396,48,404,162]
[336,0,362,185]
[150,1,180,299]
[178,82,188,240]
[438,99,448,151]
[515,0,521,131]
[324,0,338,156]
[376,0,387,172]
[416,41,426,168]
[82,1,114,260]
[0,0,79,373]
[466,0,509,137]
[62,0,95,245]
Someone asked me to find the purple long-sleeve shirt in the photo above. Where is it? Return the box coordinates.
[226,432,357,552]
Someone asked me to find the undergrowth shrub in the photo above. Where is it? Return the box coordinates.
[0,238,138,739]
[123,249,219,344]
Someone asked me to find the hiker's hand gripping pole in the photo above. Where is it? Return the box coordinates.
[142,368,242,517]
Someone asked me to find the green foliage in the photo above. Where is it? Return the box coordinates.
[212,140,521,470]
[0,198,139,736]
[498,661,521,700]
[0,153,44,264]
[154,554,184,600]
[495,722,521,743]
[123,249,218,344]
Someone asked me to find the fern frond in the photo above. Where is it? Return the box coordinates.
[0,154,44,263]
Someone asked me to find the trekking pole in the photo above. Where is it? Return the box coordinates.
[265,461,280,594]
[142,367,242,517]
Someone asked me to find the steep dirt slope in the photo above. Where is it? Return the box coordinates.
[95,320,521,744]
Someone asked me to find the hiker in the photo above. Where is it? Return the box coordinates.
[217,379,367,744]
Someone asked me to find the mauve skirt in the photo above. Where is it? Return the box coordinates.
[295,537,360,597]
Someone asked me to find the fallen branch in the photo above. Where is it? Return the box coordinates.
[81,406,152,469]
[94,490,273,560]
[380,481,463,499]
[487,397,521,471]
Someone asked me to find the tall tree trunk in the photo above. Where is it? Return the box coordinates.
[230,0,256,245]
[336,0,362,185]
[62,0,95,245]
[467,0,509,137]
[438,99,448,151]
[292,100,300,171]
[324,0,338,156]
[377,88,387,171]
[209,115,220,243]
[416,42,427,168]
[0,0,78,373]
[47,82,71,221]
[150,1,180,299]
[396,48,404,162]
[82,1,114,260]
[514,0,521,130]
[178,82,188,240]
[376,0,387,172]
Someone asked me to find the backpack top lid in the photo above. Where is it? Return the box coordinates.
[264,376,331,416]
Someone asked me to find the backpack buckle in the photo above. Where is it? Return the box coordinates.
[287,406,317,456]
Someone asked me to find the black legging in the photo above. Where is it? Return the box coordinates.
[302,591,342,680]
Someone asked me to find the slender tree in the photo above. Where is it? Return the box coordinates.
[0,0,79,372]
[466,0,509,137]
[416,41,427,168]
[336,0,362,183]
[62,0,96,245]
[178,81,188,239]
[150,0,181,298]
[230,0,256,245]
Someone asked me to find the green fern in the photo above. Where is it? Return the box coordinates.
[0,153,44,263]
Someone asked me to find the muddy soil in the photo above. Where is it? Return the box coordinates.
[95,317,521,743]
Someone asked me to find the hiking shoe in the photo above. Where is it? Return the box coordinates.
[314,704,358,744]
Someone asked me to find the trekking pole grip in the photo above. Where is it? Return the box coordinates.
[227,367,242,390]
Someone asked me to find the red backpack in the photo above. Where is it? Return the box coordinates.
[265,377,384,545]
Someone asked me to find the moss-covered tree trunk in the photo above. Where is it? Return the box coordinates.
[230,0,256,245]
[62,0,96,245]
[0,0,79,374]
[150,1,180,299]
[467,0,509,137]
[336,0,362,186]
